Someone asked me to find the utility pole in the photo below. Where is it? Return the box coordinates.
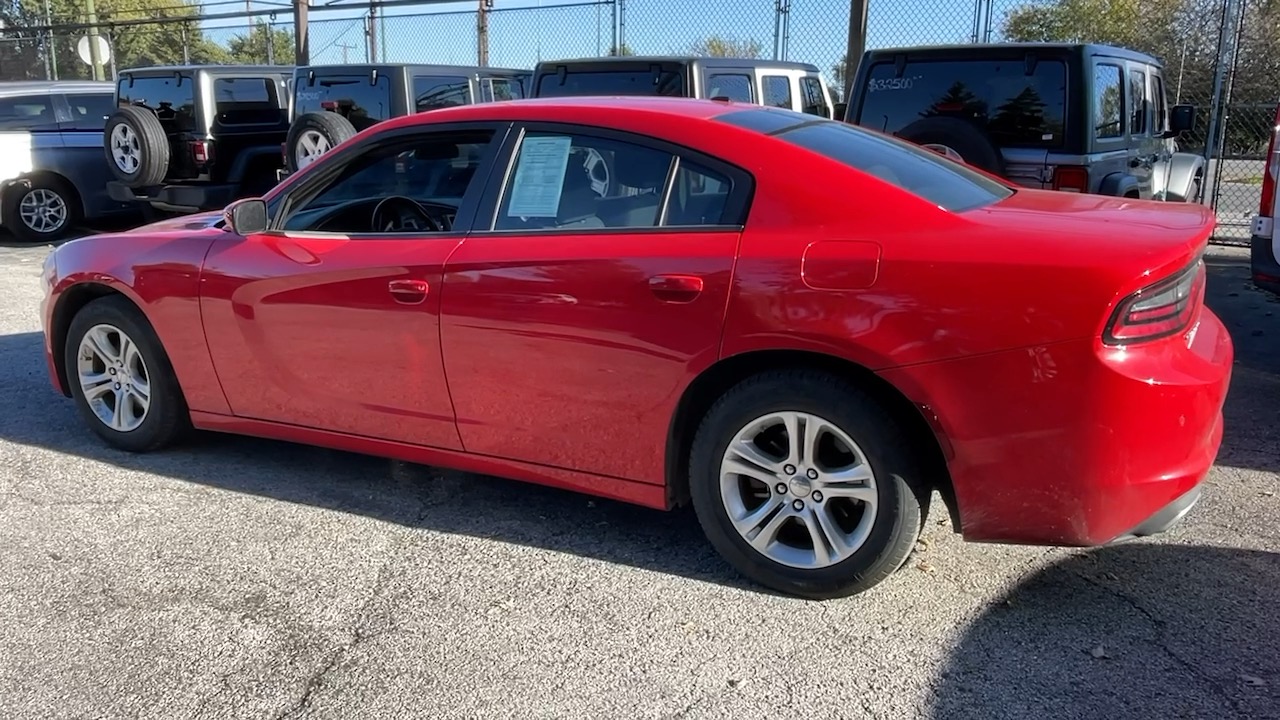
[477,0,490,66]
[843,0,867,101]
[293,0,309,65]
[366,4,377,64]
[45,0,57,80]
[337,41,354,64]
[84,0,104,81]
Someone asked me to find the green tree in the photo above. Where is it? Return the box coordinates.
[687,35,763,59]
[227,20,295,65]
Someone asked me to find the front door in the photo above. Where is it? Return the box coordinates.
[199,122,508,449]
[1125,61,1155,198]
[438,123,751,484]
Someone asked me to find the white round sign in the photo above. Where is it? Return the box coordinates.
[77,35,112,65]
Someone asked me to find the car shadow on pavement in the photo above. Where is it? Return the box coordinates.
[929,543,1280,719]
[1203,251,1280,474]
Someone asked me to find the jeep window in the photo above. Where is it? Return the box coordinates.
[415,76,471,111]
[118,75,197,133]
[729,109,1013,211]
[800,76,829,117]
[214,77,283,126]
[762,75,791,109]
[533,65,685,97]
[294,73,392,132]
[708,73,753,102]
[859,58,1067,149]
[482,77,523,101]
[1152,74,1168,133]
[1128,68,1147,135]
[63,92,115,130]
[0,95,58,131]
[1094,64,1123,139]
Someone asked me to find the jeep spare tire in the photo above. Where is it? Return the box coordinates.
[104,106,171,188]
[286,112,357,173]
[895,116,1006,177]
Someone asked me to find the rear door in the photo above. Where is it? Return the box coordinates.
[206,74,290,185]
[1124,60,1155,198]
[437,122,752,483]
[294,70,395,132]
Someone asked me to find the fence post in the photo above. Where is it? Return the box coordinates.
[1202,0,1239,208]
[844,0,868,100]
[294,0,309,65]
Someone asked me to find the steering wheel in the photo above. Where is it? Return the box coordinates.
[371,196,443,233]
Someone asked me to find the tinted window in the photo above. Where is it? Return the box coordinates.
[118,74,196,133]
[1152,74,1167,133]
[283,130,495,232]
[859,58,1067,148]
[414,75,471,112]
[214,77,284,125]
[1094,64,1123,139]
[533,67,685,97]
[774,115,1014,212]
[762,76,792,109]
[800,76,829,117]
[1129,69,1147,135]
[0,95,58,131]
[716,104,811,133]
[483,77,524,101]
[294,74,392,132]
[666,159,733,226]
[708,73,753,102]
[62,92,114,130]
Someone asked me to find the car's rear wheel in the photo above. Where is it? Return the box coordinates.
[104,106,170,188]
[286,112,357,173]
[65,295,189,453]
[3,175,80,243]
[689,371,927,599]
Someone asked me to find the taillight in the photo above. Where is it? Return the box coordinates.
[1259,104,1279,218]
[1103,259,1206,345]
[190,140,211,164]
[1052,165,1089,193]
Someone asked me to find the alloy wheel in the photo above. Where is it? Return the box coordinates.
[76,323,151,433]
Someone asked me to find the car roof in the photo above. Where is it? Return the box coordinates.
[378,95,743,131]
[296,63,528,75]
[119,65,295,76]
[0,80,114,97]
[535,56,822,72]
[865,42,1160,65]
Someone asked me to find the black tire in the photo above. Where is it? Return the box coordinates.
[688,371,929,600]
[64,295,191,453]
[896,116,1006,176]
[104,106,170,187]
[285,112,358,173]
[2,175,81,243]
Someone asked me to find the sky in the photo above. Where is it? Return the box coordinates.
[199,0,1036,88]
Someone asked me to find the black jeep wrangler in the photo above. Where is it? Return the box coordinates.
[103,65,293,213]
[843,43,1203,202]
[282,63,530,177]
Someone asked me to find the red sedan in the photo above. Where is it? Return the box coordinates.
[39,97,1232,599]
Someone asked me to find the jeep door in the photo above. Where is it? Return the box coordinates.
[1124,60,1156,198]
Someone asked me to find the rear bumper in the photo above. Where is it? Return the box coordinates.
[1251,229,1280,295]
[880,307,1233,547]
[107,181,239,213]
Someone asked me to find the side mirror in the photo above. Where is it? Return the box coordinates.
[224,198,269,236]
[1168,104,1196,135]
[833,102,849,121]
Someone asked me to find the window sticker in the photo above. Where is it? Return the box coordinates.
[506,135,573,217]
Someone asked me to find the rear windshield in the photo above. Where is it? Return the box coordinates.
[118,74,197,133]
[533,65,685,97]
[294,73,393,131]
[719,107,1013,212]
[214,77,285,126]
[857,58,1068,149]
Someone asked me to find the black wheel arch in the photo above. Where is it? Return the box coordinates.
[664,349,960,533]
[50,283,139,398]
[1,171,85,224]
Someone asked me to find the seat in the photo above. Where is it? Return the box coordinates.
[596,152,670,227]
[555,164,605,229]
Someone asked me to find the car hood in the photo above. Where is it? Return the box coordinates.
[132,210,225,233]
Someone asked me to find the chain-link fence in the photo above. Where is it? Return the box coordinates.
[0,0,1275,243]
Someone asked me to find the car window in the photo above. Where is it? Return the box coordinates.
[482,77,523,101]
[214,77,284,125]
[62,92,114,130]
[666,159,733,226]
[281,130,495,232]
[0,95,58,131]
[799,76,830,117]
[1152,74,1168,133]
[1095,63,1124,140]
[294,73,393,131]
[762,76,792,109]
[415,75,471,111]
[118,74,197,133]
[1129,68,1147,136]
[708,73,754,102]
[533,65,686,97]
[765,113,1013,212]
[859,58,1067,149]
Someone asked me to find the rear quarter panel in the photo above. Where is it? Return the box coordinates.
[50,229,230,414]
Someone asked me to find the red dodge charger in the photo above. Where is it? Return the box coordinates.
[39,96,1233,599]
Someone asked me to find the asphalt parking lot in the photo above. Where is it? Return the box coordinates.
[0,240,1277,719]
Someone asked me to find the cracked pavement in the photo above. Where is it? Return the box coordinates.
[0,240,1276,719]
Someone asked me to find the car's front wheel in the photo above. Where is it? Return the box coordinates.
[689,371,928,599]
[64,295,190,452]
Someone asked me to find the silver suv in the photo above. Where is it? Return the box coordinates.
[844,43,1202,202]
